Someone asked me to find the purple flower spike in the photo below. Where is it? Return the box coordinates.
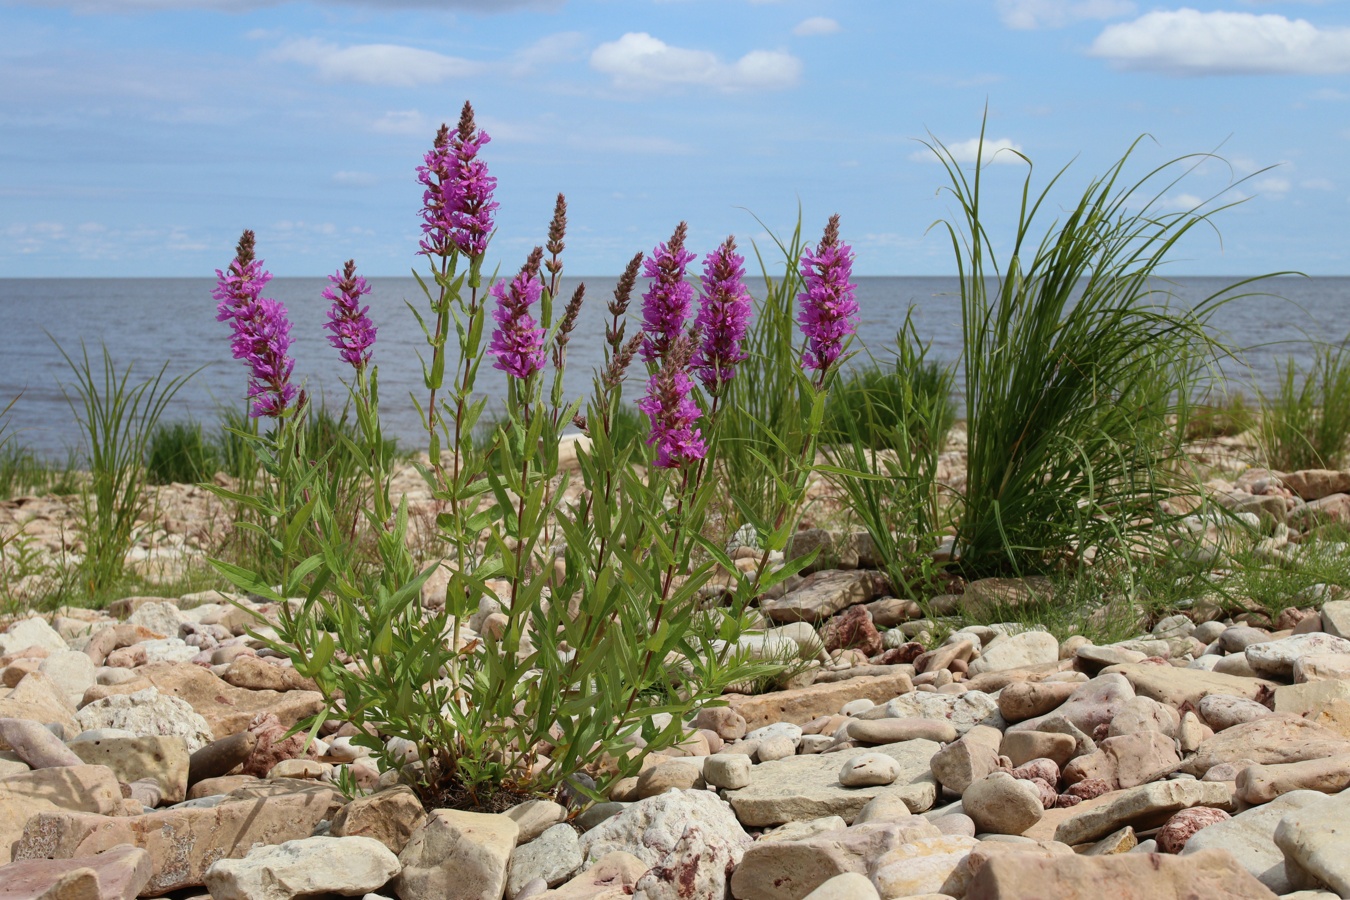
[323,259,377,371]
[798,214,859,377]
[639,222,697,365]
[637,336,706,469]
[691,236,753,396]
[416,102,499,259]
[489,249,547,381]
[213,230,298,418]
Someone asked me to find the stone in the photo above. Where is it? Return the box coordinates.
[1006,674,1133,739]
[67,735,190,804]
[0,673,78,739]
[1236,754,1350,804]
[0,618,68,656]
[125,600,187,638]
[847,718,956,745]
[692,708,747,742]
[870,834,980,898]
[1183,790,1326,895]
[73,688,214,753]
[204,836,400,900]
[188,732,258,786]
[242,712,320,777]
[880,690,1000,736]
[839,753,900,787]
[1106,696,1179,738]
[1184,714,1350,776]
[1321,599,1350,639]
[799,873,880,900]
[727,672,913,730]
[1101,663,1274,709]
[0,844,152,900]
[1280,469,1350,500]
[960,577,1054,619]
[1275,679,1350,716]
[1273,789,1350,896]
[1293,654,1350,683]
[579,791,748,900]
[37,651,96,707]
[535,851,647,900]
[1082,826,1137,855]
[704,754,752,790]
[1246,634,1350,679]
[0,766,126,865]
[221,656,318,693]
[996,681,1076,723]
[942,839,1075,896]
[930,725,1003,795]
[968,632,1058,676]
[1051,779,1235,846]
[820,606,882,657]
[963,772,1044,836]
[12,789,341,895]
[724,740,940,827]
[1065,731,1180,790]
[86,663,324,739]
[635,760,703,798]
[0,717,82,768]
[760,570,891,624]
[728,819,935,900]
[755,736,797,763]
[507,824,582,898]
[1198,694,1275,731]
[505,800,568,845]
[999,731,1076,769]
[1156,807,1229,854]
[396,809,520,900]
[966,847,1278,899]
[332,786,428,855]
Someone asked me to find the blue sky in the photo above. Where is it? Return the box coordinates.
[2,0,1348,277]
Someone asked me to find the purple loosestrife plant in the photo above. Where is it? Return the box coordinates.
[447,103,498,260]
[637,336,706,469]
[691,236,753,398]
[323,259,377,371]
[639,222,697,365]
[213,231,298,418]
[489,249,547,382]
[798,214,859,384]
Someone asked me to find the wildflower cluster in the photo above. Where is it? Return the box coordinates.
[798,213,859,379]
[212,230,298,418]
[416,102,498,260]
[489,249,548,381]
[323,259,376,372]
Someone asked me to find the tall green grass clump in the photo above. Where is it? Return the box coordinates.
[822,311,955,597]
[1259,336,1350,471]
[931,128,1258,578]
[145,420,218,485]
[57,342,195,596]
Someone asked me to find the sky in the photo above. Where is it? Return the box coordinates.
[2,0,1348,277]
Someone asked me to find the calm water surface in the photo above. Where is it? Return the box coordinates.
[0,276,1345,458]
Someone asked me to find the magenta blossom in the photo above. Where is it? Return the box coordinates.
[639,222,697,365]
[213,231,297,418]
[489,250,547,381]
[323,259,377,371]
[416,102,498,259]
[691,236,753,396]
[637,337,706,469]
[798,214,858,378]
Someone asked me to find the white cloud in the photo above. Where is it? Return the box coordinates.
[509,31,588,76]
[1301,177,1336,191]
[273,39,481,87]
[997,0,1135,30]
[793,16,841,37]
[910,137,1025,165]
[332,171,378,187]
[371,109,428,135]
[1253,176,1292,195]
[1091,9,1350,75]
[590,32,801,91]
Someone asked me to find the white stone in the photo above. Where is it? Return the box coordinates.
[506,823,581,898]
[204,836,400,900]
[704,753,753,790]
[968,631,1059,676]
[1247,634,1350,679]
[0,617,67,656]
[1274,787,1350,896]
[883,690,1001,736]
[73,687,214,753]
[126,600,188,639]
[838,753,900,787]
[37,650,97,706]
[1183,789,1324,894]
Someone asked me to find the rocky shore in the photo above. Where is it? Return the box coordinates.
[4,438,1350,898]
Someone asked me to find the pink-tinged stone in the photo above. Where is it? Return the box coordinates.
[0,844,152,900]
[1156,807,1231,854]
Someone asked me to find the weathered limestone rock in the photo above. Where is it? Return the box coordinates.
[880,690,1000,737]
[847,718,956,745]
[0,844,152,900]
[536,851,648,900]
[1101,663,1275,709]
[996,681,1077,723]
[968,632,1058,677]
[12,789,340,895]
[704,754,752,790]
[724,740,940,827]
[1155,807,1229,854]
[68,734,189,804]
[74,688,214,753]
[930,725,1003,795]
[331,785,428,855]
[1246,634,1350,680]
[0,717,82,768]
[1280,469,1350,501]
[203,836,400,900]
[962,773,1044,836]
[1052,780,1235,846]
[0,765,125,865]
[1185,715,1350,776]
[966,847,1277,899]
[1183,789,1323,894]
[761,571,891,624]
[504,800,567,845]
[0,617,68,656]
[188,732,257,786]
[0,673,78,739]
[1273,789,1350,896]
[396,809,520,900]
[1005,674,1133,738]
[727,672,913,730]
[1198,694,1275,731]
[1236,754,1350,804]
[839,753,900,787]
[506,823,582,898]
[870,834,980,898]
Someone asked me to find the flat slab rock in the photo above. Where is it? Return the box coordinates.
[727,672,914,730]
[1101,663,1277,708]
[967,846,1278,899]
[724,739,939,827]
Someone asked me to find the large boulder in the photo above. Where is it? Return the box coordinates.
[966,847,1277,899]
[204,835,400,900]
